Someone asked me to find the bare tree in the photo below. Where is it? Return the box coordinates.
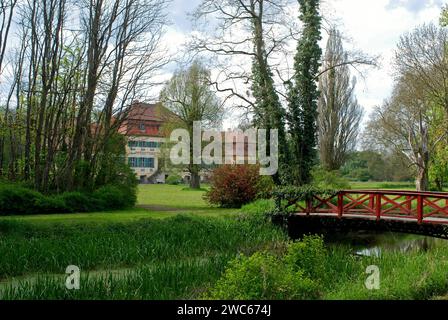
[395,23,448,120]
[0,0,18,176]
[0,0,17,78]
[64,0,169,190]
[1,0,169,192]
[364,75,446,191]
[190,0,292,182]
[318,28,363,171]
[190,0,295,106]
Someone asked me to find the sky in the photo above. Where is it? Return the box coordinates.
[163,0,445,129]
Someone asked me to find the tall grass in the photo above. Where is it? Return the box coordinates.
[2,200,448,300]
[1,256,232,300]
[324,244,448,300]
[0,215,286,279]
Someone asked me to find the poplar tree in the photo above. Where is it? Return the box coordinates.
[287,0,322,185]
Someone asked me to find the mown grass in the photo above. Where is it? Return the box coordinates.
[137,184,211,209]
[349,181,417,190]
[0,207,238,226]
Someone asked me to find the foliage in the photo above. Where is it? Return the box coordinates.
[206,251,319,300]
[57,192,98,213]
[160,61,225,189]
[0,182,136,215]
[92,185,137,210]
[284,235,327,280]
[441,4,448,27]
[0,184,60,215]
[341,151,414,182]
[286,0,322,185]
[272,185,339,214]
[318,28,363,171]
[251,51,288,185]
[240,199,276,221]
[93,133,138,192]
[311,166,350,190]
[0,215,286,299]
[166,174,183,185]
[204,165,274,208]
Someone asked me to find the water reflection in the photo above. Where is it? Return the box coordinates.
[326,232,448,257]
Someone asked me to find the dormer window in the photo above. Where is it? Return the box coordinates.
[139,123,145,131]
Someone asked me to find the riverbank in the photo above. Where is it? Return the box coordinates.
[1,184,448,300]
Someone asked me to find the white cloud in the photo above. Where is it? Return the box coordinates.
[155,0,445,128]
[325,0,443,120]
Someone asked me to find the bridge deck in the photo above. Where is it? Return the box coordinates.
[293,212,448,225]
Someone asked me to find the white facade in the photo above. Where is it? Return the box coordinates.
[126,136,166,184]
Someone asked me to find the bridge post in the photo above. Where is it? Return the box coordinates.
[369,194,374,211]
[306,198,312,216]
[417,195,423,224]
[406,196,412,213]
[375,193,381,221]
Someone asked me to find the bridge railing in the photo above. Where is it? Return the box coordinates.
[298,190,448,224]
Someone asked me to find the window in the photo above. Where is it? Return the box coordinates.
[139,123,145,131]
[128,141,160,148]
[128,157,154,168]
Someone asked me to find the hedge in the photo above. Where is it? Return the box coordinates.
[0,183,136,216]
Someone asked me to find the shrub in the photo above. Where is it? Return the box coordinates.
[0,184,46,215]
[205,165,273,208]
[166,174,183,185]
[353,169,372,182]
[240,199,276,221]
[284,235,327,280]
[0,182,137,215]
[93,185,136,210]
[35,196,68,214]
[58,192,97,213]
[311,166,350,189]
[240,199,275,215]
[207,251,319,300]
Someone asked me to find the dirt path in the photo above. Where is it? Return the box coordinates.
[136,205,186,212]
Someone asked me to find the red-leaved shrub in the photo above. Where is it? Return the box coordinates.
[204,165,274,208]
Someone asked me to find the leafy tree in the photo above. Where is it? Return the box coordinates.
[287,0,322,185]
[341,151,414,182]
[160,61,224,189]
[251,48,288,184]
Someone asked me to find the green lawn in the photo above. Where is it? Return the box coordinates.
[0,184,237,225]
[348,181,417,190]
[0,181,433,225]
[137,184,211,209]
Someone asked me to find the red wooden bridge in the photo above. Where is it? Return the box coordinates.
[287,190,448,239]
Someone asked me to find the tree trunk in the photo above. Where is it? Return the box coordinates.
[435,176,443,192]
[415,167,429,191]
[189,165,201,189]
